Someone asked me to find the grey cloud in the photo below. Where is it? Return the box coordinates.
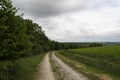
[12,0,95,18]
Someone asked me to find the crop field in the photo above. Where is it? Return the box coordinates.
[57,45,120,79]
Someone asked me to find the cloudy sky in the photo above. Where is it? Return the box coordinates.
[12,0,120,42]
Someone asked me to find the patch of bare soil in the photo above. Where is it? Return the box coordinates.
[37,53,55,80]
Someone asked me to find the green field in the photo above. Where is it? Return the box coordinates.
[57,45,120,79]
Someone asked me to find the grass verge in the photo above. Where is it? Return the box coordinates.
[17,53,45,80]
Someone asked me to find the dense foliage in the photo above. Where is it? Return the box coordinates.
[0,0,54,79]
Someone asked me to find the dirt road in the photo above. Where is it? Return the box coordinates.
[38,53,55,80]
[51,52,88,80]
[38,52,88,80]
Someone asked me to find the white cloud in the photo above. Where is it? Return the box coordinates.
[40,6,120,42]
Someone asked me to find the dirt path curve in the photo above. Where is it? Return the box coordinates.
[52,52,88,80]
[38,53,55,80]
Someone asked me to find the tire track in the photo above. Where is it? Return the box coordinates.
[51,52,88,80]
[38,53,55,80]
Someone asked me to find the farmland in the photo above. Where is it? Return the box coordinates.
[56,45,120,80]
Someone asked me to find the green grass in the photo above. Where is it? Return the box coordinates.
[17,53,45,80]
[69,45,120,56]
[57,45,120,80]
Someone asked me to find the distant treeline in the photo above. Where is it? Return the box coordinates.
[0,0,103,80]
[59,42,103,49]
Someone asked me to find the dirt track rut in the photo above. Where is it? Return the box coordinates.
[38,53,55,80]
[51,52,88,80]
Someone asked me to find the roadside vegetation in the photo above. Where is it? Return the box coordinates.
[56,45,120,80]
[15,54,45,80]
[0,53,45,80]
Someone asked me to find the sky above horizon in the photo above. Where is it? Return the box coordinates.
[12,0,120,42]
